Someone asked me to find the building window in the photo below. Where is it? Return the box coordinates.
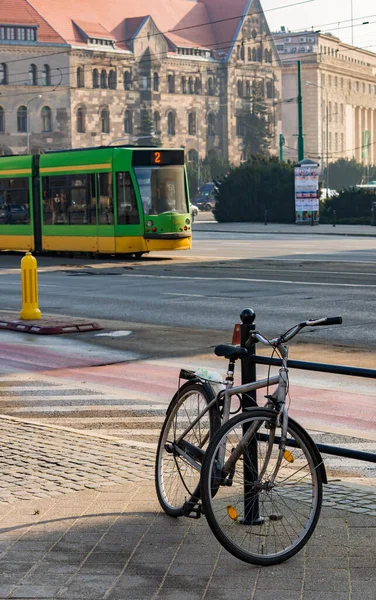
[139,75,148,91]
[153,72,159,92]
[41,106,52,132]
[123,71,131,90]
[0,63,7,85]
[6,27,15,40]
[236,115,244,137]
[108,70,116,90]
[93,69,99,88]
[207,77,214,96]
[334,102,338,123]
[167,74,175,93]
[194,78,201,94]
[348,80,351,91]
[28,64,37,86]
[100,108,110,133]
[42,64,51,86]
[0,106,4,132]
[340,77,343,89]
[321,74,325,86]
[124,110,132,134]
[188,112,196,135]
[153,111,160,134]
[187,149,198,162]
[207,113,215,136]
[237,80,243,97]
[355,81,359,92]
[167,111,175,135]
[76,107,85,133]
[100,70,107,89]
[266,80,273,98]
[335,132,338,151]
[341,133,344,152]
[17,106,27,132]
[188,77,194,94]
[329,102,332,122]
[77,66,85,88]
[248,47,252,61]
[340,103,344,123]
[181,77,187,94]
[252,47,257,61]
[245,81,251,97]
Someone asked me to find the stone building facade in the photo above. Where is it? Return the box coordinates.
[273,29,376,173]
[0,0,282,165]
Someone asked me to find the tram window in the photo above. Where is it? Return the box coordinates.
[116,172,140,225]
[98,173,114,224]
[42,174,95,225]
[0,177,30,224]
[134,166,187,215]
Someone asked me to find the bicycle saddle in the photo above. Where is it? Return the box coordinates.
[214,345,248,360]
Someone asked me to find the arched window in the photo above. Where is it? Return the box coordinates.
[257,46,262,62]
[188,77,194,94]
[251,48,257,61]
[207,77,214,96]
[187,149,198,162]
[167,111,175,135]
[168,74,175,93]
[266,80,273,98]
[93,69,99,88]
[240,44,245,61]
[123,71,131,90]
[0,107,4,132]
[153,111,160,134]
[41,106,52,132]
[42,64,51,86]
[188,112,196,136]
[153,72,159,92]
[76,107,85,133]
[100,69,107,89]
[100,108,110,133]
[0,63,7,85]
[17,106,27,133]
[194,77,201,94]
[181,77,187,94]
[207,113,216,136]
[245,81,251,97]
[77,66,85,88]
[124,110,132,134]
[237,80,243,97]
[267,49,273,63]
[108,70,116,90]
[236,114,245,137]
[264,48,269,62]
[248,47,252,61]
[29,64,37,86]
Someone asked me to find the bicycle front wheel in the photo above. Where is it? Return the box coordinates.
[200,408,323,565]
[155,381,220,517]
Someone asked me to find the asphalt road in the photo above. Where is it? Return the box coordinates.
[0,231,376,352]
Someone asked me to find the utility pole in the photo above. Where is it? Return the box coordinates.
[297,61,304,161]
[279,134,285,161]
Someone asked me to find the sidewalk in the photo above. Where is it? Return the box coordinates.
[193,219,376,237]
[0,415,375,600]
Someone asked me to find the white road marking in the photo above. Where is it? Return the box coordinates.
[122,273,376,288]
[95,330,132,337]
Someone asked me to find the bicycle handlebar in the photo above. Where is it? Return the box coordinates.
[249,316,342,347]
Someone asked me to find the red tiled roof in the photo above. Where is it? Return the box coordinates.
[1,0,65,43]
[5,0,248,51]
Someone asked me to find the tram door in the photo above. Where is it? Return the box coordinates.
[96,173,115,253]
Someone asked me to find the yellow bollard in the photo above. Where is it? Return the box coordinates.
[20,252,42,320]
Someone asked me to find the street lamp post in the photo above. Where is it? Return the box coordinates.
[26,95,42,154]
[306,81,329,198]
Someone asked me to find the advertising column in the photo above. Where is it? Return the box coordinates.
[294,159,319,224]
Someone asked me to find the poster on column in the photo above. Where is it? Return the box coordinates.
[294,161,319,224]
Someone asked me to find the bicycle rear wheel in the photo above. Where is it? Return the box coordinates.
[200,408,323,565]
[155,381,220,517]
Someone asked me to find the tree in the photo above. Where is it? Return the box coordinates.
[237,82,272,158]
[328,158,376,191]
[137,104,161,146]
[213,155,295,223]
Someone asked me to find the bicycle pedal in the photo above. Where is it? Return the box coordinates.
[183,502,202,519]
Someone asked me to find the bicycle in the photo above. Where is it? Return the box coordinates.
[155,313,342,565]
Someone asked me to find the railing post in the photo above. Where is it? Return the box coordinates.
[239,308,262,524]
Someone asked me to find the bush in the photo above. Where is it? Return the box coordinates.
[213,156,295,223]
[320,187,376,223]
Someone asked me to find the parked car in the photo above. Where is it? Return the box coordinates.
[192,182,217,211]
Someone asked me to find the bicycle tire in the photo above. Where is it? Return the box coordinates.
[200,408,323,565]
[155,381,220,517]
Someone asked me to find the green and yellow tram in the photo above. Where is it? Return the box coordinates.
[0,146,192,255]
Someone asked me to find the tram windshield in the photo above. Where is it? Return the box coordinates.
[134,166,188,215]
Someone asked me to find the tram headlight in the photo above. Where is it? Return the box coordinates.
[146,220,153,227]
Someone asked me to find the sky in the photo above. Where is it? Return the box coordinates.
[262,0,376,51]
